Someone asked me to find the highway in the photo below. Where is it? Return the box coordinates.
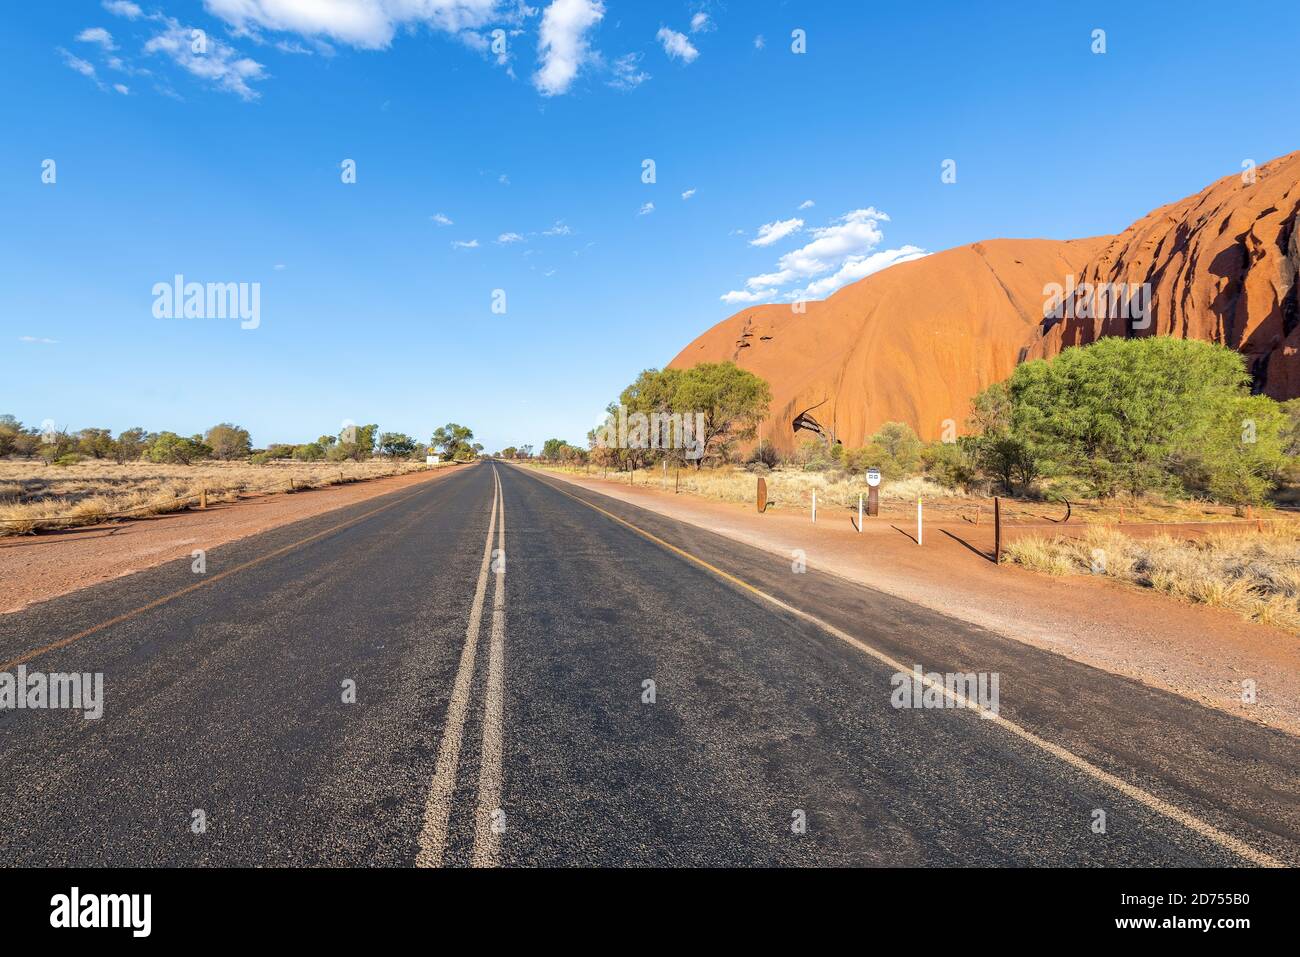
[0,461,1296,866]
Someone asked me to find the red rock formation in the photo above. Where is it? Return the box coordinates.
[670,151,1300,452]
[1023,152,1300,398]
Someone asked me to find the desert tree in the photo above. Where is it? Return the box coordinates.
[379,432,418,458]
[205,423,253,460]
[431,423,474,461]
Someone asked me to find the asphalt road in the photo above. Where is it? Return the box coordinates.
[0,461,1296,866]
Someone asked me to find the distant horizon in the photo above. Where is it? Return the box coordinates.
[6,0,1300,449]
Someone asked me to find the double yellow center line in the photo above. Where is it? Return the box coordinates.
[417,465,508,867]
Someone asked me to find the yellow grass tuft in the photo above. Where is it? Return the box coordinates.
[0,459,432,536]
[1004,526,1300,633]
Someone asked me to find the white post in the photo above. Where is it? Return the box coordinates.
[812,492,817,523]
[917,498,923,546]
[858,493,863,533]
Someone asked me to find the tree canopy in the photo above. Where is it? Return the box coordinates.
[969,337,1287,503]
[596,362,772,467]
[432,423,476,461]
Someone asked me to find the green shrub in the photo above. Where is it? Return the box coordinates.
[968,337,1290,504]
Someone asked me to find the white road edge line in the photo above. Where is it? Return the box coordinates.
[517,465,1284,869]
[472,465,507,867]
[416,466,499,868]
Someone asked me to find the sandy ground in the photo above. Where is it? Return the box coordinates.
[0,466,460,614]
[532,466,1300,737]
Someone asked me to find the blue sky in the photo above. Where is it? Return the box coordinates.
[3,0,1299,451]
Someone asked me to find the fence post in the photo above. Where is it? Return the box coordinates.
[917,498,923,545]
[812,491,817,523]
[858,493,863,533]
[994,496,1002,564]
[200,488,207,510]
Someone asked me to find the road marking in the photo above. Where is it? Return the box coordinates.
[0,480,444,673]
[472,465,507,867]
[417,468,499,867]
[521,468,1284,868]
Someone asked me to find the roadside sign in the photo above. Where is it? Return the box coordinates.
[866,468,881,487]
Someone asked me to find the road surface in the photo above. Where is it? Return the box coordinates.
[1,461,1296,866]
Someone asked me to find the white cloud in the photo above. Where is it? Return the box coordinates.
[452,239,480,248]
[533,0,604,96]
[542,221,572,236]
[744,268,793,288]
[609,51,649,89]
[77,27,117,50]
[275,39,316,55]
[690,12,711,33]
[203,0,501,50]
[105,53,149,76]
[749,217,803,247]
[720,289,776,304]
[58,47,105,89]
[754,208,889,284]
[114,82,130,94]
[58,48,99,80]
[431,213,454,226]
[724,207,925,303]
[753,34,765,50]
[789,246,928,300]
[681,188,696,200]
[19,336,59,344]
[798,199,815,209]
[144,18,266,99]
[498,173,510,185]
[274,263,287,270]
[103,1,143,18]
[497,232,525,244]
[638,202,654,215]
[656,27,698,63]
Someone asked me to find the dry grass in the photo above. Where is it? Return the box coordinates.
[529,463,1264,527]
[1004,526,1300,632]
[534,462,958,512]
[0,458,435,536]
